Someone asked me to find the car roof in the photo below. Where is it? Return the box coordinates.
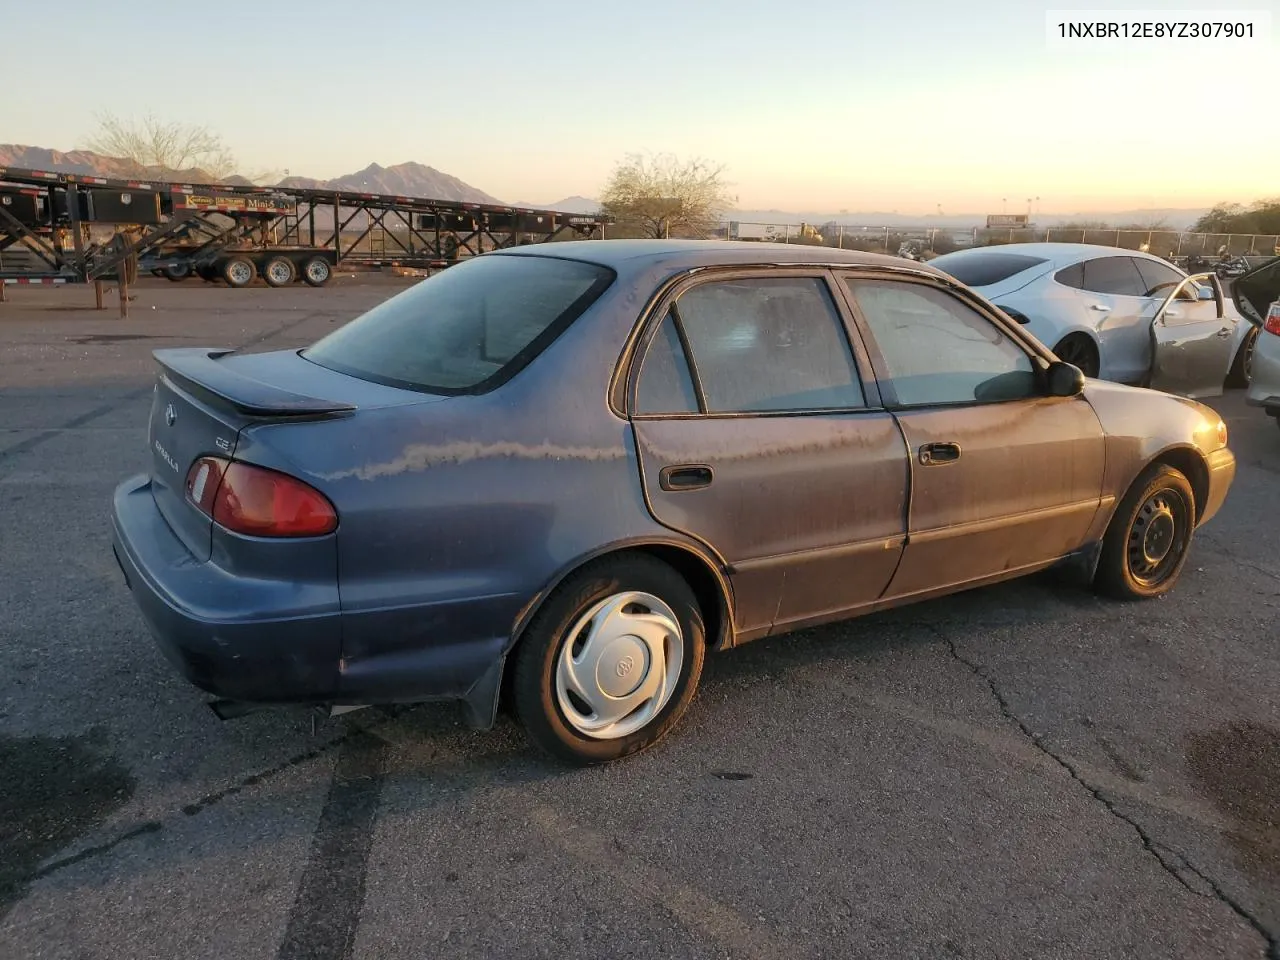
[495,238,947,275]
[941,242,1173,265]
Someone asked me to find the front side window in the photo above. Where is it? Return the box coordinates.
[304,253,614,393]
[672,277,866,413]
[845,279,1038,406]
[1134,257,1195,301]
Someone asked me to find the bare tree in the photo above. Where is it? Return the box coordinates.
[600,153,735,238]
[84,113,238,180]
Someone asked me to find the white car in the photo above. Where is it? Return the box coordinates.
[929,243,1256,397]
[1240,258,1280,429]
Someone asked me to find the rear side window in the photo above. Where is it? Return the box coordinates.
[1081,256,1146,297]
[635,311,699,414]
[673,277,866,413]
[303,254,614,394]
[1054,263,1085,288]
[928,251,1048,287]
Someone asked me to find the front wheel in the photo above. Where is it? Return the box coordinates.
[1094,463,1196,600]
[512,554,706,765]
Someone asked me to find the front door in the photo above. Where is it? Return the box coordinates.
[1147,277,1237,398]
[839,274,1107,600]
[627,272,910,639]
[1134,256,1238,397]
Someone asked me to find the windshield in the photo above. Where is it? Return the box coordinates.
[929,250,1049,288]
[303,254,615,394]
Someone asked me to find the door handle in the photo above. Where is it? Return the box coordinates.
[918,442,961,466]
[1216,327,1231,338]
[1164,310,1180,319]
[1090,303,1110,312]
[659,464,713,491]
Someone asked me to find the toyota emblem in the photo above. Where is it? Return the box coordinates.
[164,403,177,427]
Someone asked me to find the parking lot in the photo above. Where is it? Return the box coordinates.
[1,276,1277,960]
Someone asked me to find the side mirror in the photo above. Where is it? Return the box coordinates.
[1046,360,1086,397]
[1197,285,1216,301]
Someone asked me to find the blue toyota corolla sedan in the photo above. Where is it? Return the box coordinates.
[112,240,1235,764]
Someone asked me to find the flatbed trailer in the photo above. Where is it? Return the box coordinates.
[0,166,608,289]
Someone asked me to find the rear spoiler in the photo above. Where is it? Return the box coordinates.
[153,348,357,417]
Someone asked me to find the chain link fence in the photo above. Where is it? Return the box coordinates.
[709,220,1280,259]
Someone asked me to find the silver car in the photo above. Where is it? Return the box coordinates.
[930,243,1255,397]
[1240,258,1280,429]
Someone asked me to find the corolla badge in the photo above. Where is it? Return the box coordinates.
[164,403,177,427]
[154,440,180,475]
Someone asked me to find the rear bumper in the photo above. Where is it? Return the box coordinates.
[111,474,517,723]
[1198,448,1236,528]
[112,473,344,703]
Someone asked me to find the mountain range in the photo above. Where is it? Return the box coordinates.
[0,144,1211,227]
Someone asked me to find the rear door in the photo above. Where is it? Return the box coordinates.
[626,270,910,638]
[1059,255,1151,382]
[838,274,1106,599]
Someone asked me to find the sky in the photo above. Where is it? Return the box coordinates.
[2,0,1275,214]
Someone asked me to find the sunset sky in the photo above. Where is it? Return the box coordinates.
[3,0,1274,213]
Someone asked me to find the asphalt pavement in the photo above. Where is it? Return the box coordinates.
[0,277,1277,960]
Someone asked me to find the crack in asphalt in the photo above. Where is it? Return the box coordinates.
[935,626,1279,960]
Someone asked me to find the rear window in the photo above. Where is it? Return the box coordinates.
[303,254,615,394]
[929,251,1049,288]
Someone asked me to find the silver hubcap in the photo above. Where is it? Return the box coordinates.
[306,260,328,282]
[228,262,251,284]
[268,261,291,283]
[555,591,683,740]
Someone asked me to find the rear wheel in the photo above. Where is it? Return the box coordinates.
[1095,463,1196,600]
[163,263,191,282]
[222,257,256,288]
[261,256,295,288]
[1225,325,1256,388]
[1053,333,1099,378]
[513,554,706,765]
[301,256,331,287]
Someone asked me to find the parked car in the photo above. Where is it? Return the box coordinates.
[928,243,1256,394]
[1237,256,1280,429]
[111,241,1236,764]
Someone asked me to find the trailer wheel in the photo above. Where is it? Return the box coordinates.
[301,256,331,287]
[164,263,191,282]
[150,268,165,279]
[196,265,218,282]
[262,257,295,288]
[222,257,256,288]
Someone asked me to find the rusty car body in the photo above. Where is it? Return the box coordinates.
[111,240,1236,763]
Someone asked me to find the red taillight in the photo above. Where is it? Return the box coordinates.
[1264,303,1280,336]
[185,456,337,537]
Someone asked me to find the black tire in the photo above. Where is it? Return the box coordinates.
[301,256,331,287]
[1225,325,1257,388]
[1053,334,1100,379]
[261,256,295,288]
[512,553,706,765]
[1094,463,1197,600]
[196,264,218,282]
[221,257,256,288]
[163,263,191,282]
[150,268,165,279]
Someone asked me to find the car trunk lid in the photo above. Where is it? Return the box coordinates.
[147,347,420,561]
